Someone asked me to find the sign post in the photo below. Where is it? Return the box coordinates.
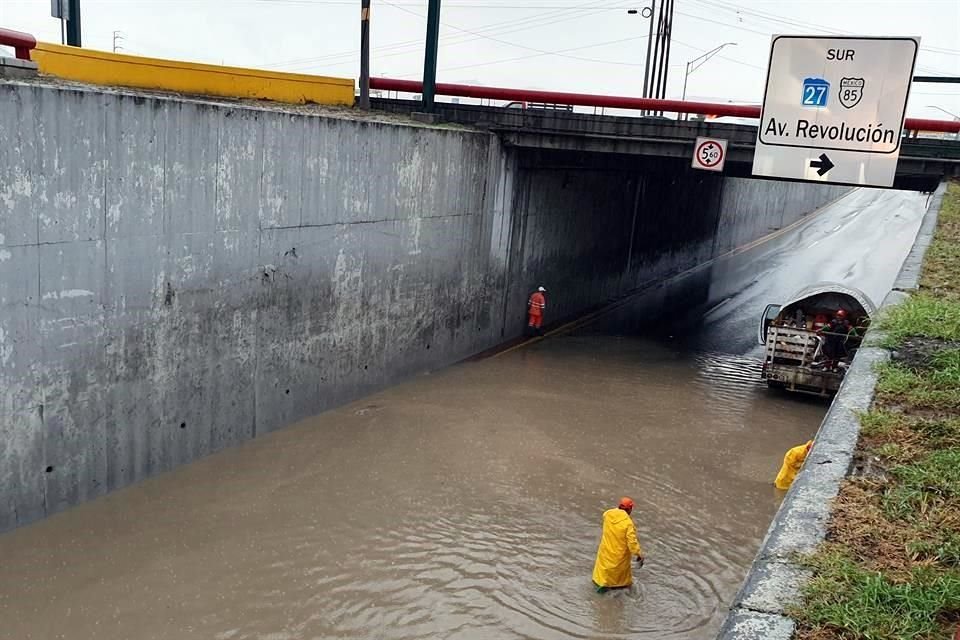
[51,0,69,44]
[691,137,727,172]
[752,36,919,188]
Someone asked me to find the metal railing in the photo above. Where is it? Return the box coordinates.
[369,77,960,134]
[0,27,37,61]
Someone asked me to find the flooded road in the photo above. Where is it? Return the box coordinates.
[0,188,928,639]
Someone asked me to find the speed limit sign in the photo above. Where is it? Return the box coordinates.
[692,137,728,172]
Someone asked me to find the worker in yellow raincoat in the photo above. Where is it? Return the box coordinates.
[775,440,813,490]
[592,497,644,593]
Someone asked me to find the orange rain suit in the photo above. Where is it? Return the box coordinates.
[527,291,546,329]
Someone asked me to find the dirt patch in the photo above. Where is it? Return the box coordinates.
[891,337,960,370]
[848,450,890,482]
[825,482,916,578]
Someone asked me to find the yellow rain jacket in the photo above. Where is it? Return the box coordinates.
[592,508,643,588]
[775,440,813,490]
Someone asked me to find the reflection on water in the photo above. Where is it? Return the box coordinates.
[0,334,823,640]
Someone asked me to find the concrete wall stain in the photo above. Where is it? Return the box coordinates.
[0,81,850,531]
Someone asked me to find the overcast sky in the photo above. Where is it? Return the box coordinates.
[2,0,958,119]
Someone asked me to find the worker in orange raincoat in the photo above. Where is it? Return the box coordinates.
[775,440,813,490]
[592,497,644,593]
[527,286,546,335]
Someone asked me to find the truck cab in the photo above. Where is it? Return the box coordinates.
[758,283,876,396]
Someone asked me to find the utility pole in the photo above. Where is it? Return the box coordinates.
[112,30,124,53]
[359,0,371,109]
[50,0,67,44]
[650,1,665,102]
[421,0,442,111]
[642,2,655,101]
[659,0,673,101]
[627,3,655,114]
[65,0,81,47]
[649,0,673,114]
[629,0,672,115]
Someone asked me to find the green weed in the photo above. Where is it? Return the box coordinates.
[921,181,960,301]
[874,442,904,460]
[860,410,900,437]
[875,360,960,411]
[878,296,960,346]
[912,418,960,447]
[795,549,960,639]
[883,449,960,520]
[908,529,960,568]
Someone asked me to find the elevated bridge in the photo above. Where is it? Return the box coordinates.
[371,81,960,192]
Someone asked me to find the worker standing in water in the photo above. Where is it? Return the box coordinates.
[527,286,547,336]
[592,497,644,593]
[775,440,813,490]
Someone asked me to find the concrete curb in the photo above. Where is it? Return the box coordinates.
[894,183,946,294]
[715,181,947,640]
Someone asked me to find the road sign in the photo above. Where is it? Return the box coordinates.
[752,35,919,188]
[692,137,727,172]
[51,0,69,19]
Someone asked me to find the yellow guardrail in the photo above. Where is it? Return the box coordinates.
[32,43,355,106]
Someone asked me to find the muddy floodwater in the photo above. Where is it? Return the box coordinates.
[0,338,823,640]
[0,188,927,639]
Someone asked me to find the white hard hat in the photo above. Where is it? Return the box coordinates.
[538,286,546,292]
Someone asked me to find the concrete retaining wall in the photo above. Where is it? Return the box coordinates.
[715,178,851,254]
[0,82,502,530]
[0,79,851,531]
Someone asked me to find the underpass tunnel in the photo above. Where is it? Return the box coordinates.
[500,148,725,338]
[496,144,931,358]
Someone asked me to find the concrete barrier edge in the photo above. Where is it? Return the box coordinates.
[32,43,355,106]
[715,180,948,639]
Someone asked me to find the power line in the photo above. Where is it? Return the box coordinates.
[266,3,615,68]
[397,32,763,78]
[77,0,638,5]
[690,0,960,57]
[382,0,647,65]
[402,34,650,75]
[266,0,637,70]
[675,4,957,77]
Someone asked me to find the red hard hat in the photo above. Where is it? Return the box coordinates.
[618,497,635,510]
[836,309,847,318]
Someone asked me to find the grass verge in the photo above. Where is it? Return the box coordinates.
[791,181,960,640]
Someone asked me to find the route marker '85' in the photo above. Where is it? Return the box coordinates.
[692,137,727,172]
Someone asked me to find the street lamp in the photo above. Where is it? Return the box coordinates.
[627,5,656,115]
[926,105,960,140]
[681,42,736,118]
[927,105,960,119]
